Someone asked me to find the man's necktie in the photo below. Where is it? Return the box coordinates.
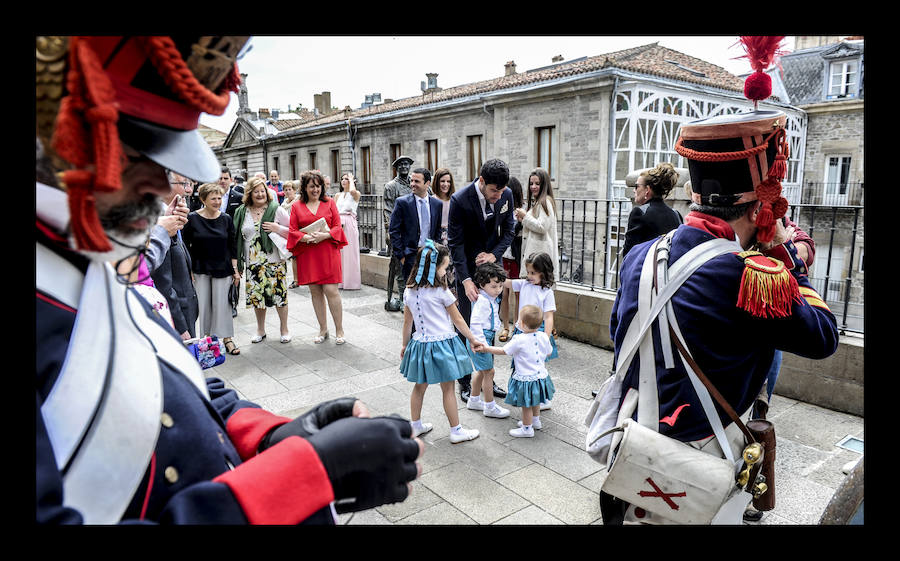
[484,199,494,221]
[418,198,430,247]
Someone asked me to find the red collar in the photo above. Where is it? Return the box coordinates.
[684,211,736,241]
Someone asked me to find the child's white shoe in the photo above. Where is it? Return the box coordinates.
[539,400,552,411]
[449,426,479,443]
[466,395,484,411]
[482,402,510,418]
[412,422,434,438]
[518,417,542,430]
[509,426,535,438]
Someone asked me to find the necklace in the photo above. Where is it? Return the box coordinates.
[250,205,266,221]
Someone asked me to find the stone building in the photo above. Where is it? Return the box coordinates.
[213,42,807,289]
[767,36,864,331]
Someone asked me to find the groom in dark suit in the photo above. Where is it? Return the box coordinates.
[448,158,516,401]
[389,167,443,284]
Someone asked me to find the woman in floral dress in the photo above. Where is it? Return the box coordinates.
[234,177,293,343]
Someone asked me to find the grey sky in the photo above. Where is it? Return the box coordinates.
[200,35,796,133]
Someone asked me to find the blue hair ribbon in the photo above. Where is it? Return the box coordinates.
[415,239,438,285]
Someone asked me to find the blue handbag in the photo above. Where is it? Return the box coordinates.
[186,336,226,369]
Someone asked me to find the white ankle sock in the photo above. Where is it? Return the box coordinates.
[412,420,425,430]
[483,400,495,408]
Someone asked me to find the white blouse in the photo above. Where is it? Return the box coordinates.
[335,192,359,215]
[404,286,458,342]
[510,279,556,315]
[242,205,290,264]
[469,290,501,343]
[504,331,552,381]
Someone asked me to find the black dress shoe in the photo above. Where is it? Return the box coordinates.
[384,298,402,312]
[591,390,598,398]
[492,382,507,399]
[459,378,472,402]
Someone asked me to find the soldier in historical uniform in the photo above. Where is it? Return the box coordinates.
[383,156,414,311]
[593,37,839,525]
[35,35,422,525]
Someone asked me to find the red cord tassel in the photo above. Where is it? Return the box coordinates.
[64,169,113,252]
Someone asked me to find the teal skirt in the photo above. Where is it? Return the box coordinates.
[505,374,555,408]
[466,328,496,371]
[401,335,474,384]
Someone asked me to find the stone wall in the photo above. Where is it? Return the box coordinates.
[359,253,863,416]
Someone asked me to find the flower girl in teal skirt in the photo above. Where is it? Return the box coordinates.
[400,240,481,444]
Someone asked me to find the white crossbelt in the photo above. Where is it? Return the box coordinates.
[37,243,209,523]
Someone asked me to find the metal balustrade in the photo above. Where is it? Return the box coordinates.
[351,194,864,334]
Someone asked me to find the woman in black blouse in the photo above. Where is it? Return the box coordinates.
[182,182,241,355]
[622,162,683,258]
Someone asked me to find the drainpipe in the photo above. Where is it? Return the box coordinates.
[260,136,268,176]
[347,118,356,178]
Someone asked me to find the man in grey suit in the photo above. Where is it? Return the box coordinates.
[146,172,200,340]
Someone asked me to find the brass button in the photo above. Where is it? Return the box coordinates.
[160,412,174,428]
[164,466,179,484]
[217,431,225,444]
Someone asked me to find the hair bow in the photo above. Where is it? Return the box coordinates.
[415,239,438,285]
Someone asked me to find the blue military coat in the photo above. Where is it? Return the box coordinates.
[610,213,839,443]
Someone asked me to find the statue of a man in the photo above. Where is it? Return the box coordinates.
[383,156,413,311]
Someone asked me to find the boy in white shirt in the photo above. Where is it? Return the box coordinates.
[465,262,510,419]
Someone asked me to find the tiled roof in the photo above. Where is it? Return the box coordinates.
[277,43,747,133]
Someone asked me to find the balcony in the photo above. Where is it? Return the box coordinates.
[802,181,864,207]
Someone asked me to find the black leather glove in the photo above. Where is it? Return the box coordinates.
[260,397,358,451]
[306,414,420,513]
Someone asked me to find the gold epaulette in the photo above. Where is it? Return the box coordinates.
[735,250,802,318]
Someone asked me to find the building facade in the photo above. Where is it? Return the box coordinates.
[769,36,864,332]
[213,41,807,279]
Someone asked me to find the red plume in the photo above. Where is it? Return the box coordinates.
[738,36,787,102]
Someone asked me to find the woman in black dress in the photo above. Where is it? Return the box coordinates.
[182,182,241,355]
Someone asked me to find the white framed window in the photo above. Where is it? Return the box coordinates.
[828,60,858,98]
[824,154,852,205]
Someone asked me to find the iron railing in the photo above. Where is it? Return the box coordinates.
[352,195,864,334]
[802,182,864,207]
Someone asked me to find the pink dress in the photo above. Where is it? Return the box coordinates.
[335,191,362,290]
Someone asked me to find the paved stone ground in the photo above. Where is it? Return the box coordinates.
[213,283,864,525]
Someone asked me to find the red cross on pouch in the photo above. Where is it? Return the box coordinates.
[637,477,687,510]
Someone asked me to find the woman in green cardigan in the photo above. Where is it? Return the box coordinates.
[234,177,293,343]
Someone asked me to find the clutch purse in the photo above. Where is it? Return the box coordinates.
[300,217,328,234]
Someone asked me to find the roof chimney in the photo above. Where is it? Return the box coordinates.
[552,55,564,63]
[422,73,441,94]
[505,61,517,76]
[258,107,270,119]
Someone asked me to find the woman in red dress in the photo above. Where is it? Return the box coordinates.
[287,170,349,344]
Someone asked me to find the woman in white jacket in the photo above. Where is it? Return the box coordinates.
[516,168,559,283]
